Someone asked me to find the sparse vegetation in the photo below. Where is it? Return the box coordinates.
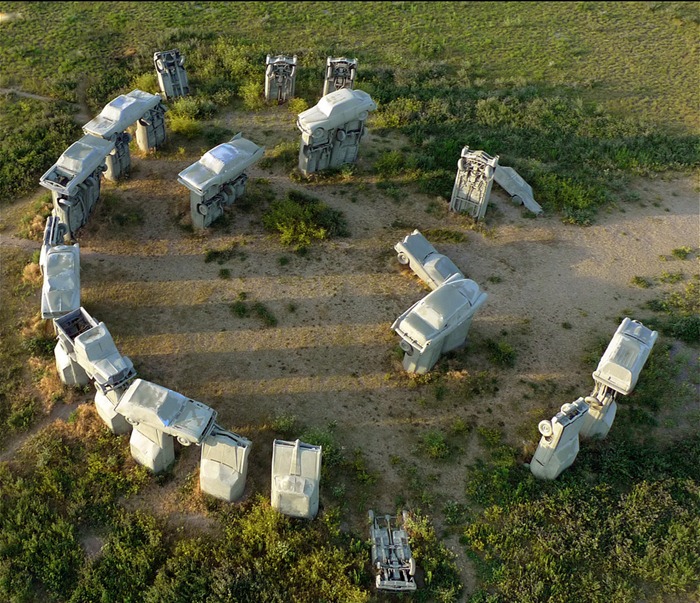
[643,281,700,344]
[631,275,654,288]
[251,301,278,328]
[671,246,693,260]
[204,243,240,264]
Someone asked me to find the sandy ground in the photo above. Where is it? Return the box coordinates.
[1,107,698,596]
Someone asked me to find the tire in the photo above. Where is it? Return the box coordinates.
[177,436,192,446]
[397,252,409,265]
[538,420,553,437]
[399,340,413,355]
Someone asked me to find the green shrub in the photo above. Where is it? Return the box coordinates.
[631,275,654,288]
[251,302,277,327]
[288,97,309,115]
[373,97,423,128]
[262,190,349,250]
[230,300,249,318]
[300,423,344,474]
[374,150,405,177]
[422,228,467,243]
[403,511,463,602]
[671,246,693,260]
[485,339,517,368]
[419,430,451,460]
[169,96,217,120]
[659,270,684,284]
[131,72,159,95]
[270,412,298,436]
[167,114,202,139]
[240,79,265,111]
[21,334,56,358]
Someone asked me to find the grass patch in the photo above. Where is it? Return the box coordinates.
[204,242,240,264]
[258,140,299,171]
[421,228,467,244]
[18,194,53,241]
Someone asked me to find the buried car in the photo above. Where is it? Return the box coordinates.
[395,229,464,290]
[115,379,218,446]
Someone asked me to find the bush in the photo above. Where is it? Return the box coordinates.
[169,96,217,120]
[262,190,349,250]
[240,79,265,111]
[403,511,463,602]
[374,150,405,177]
[419,430,451,460]
[671,246,693,260]
[485,339,517,368]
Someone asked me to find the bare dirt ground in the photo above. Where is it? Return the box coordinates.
[1,105,698,596]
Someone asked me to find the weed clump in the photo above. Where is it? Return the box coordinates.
[485,339,517,368]
[262,190,349,250]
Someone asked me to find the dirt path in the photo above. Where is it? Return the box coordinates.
[0,232,41,252]
[0,401,82,463]
[0,86,91,125]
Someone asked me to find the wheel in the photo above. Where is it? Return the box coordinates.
[538,420,553,437]
[397,252,409,265]
[336,129,347,142]
[311,127,325,139]
[197,203,209,216]
[368,510,375,522]
[358,110,369,121]
[177,436,192,446]
[399,340,413,355]
[125,417,139,426]
[409,557,417,576]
